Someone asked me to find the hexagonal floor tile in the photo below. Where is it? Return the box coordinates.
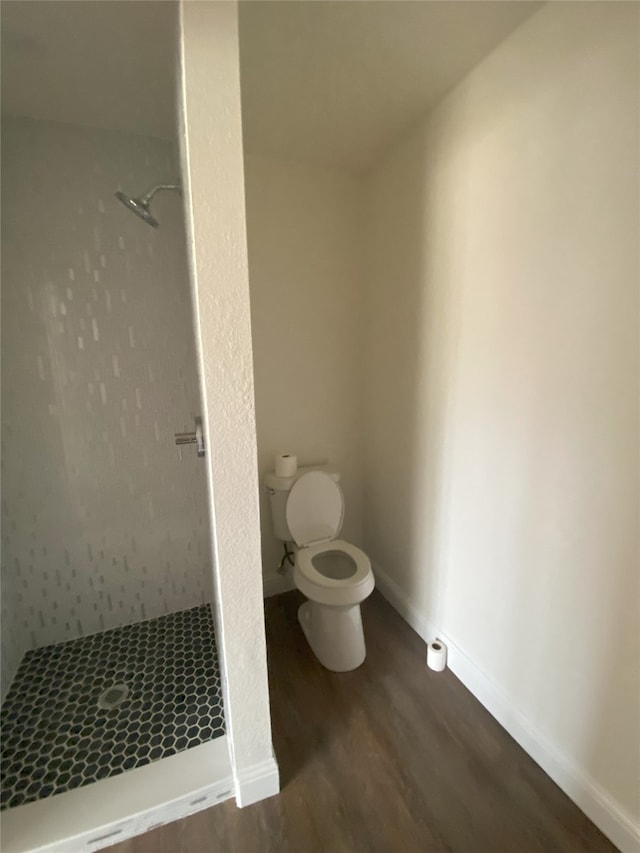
[0,605,225,810]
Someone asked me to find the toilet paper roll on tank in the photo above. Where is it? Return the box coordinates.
[275,453,298,478]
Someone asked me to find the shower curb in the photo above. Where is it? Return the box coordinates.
[0,738,233,853]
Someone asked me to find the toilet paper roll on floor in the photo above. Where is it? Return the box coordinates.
[427,640,447,671]
[275,453,298,478]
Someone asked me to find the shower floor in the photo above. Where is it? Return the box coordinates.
[0,605,224,811]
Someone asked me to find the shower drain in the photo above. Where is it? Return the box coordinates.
[97,683,129,710]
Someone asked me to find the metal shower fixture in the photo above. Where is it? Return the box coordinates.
[114,182,182,228]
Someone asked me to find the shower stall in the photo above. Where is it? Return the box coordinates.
[0,115,225,810]
[0,4,279,845]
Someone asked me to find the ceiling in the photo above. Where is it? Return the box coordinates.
[238,1,542,171]
[2,0,541,171]
[1,1,178,140]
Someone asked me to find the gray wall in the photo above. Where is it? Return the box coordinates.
[244,154,364,592]
[363,2,639,827]
[1,117,212,698]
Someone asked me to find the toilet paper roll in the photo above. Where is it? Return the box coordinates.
[427,640,447,672]
[275,453,298,478]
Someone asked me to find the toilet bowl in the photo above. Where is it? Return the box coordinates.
[284,471,375,671]
[294,539,374,671]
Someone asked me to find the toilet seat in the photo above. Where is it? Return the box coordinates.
[297,539,371,587]
[287,470,374,609]
[295,539,374,607]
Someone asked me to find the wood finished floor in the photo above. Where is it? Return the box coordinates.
[109,590,617,853]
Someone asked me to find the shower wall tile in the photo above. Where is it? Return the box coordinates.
[1,117,212,699]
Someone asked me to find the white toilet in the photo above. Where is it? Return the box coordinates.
[265,466,374,671]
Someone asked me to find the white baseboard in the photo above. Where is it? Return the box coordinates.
[372,562,640,853]
[0,737,234,853]
[262,572,296,598]
[234,755,280,808]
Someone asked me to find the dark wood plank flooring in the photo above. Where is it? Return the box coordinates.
[109,590,617,853]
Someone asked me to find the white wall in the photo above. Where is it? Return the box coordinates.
[243,155,364,590]
[363,2,639,847]
[179,1,278,807]
[1,117,211,699]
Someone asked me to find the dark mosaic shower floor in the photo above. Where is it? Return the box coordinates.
[0,605,225,811]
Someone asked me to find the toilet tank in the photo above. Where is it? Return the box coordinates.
[265,464,340,542]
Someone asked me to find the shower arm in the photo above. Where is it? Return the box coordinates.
[140,183,182,205]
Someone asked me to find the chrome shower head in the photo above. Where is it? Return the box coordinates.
[114,182,181,228]
[115,191,159,228]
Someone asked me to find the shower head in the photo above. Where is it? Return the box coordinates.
[114,182,181,228]
[115,191,160,228]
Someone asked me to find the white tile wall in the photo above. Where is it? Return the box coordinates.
[1,117,212,699]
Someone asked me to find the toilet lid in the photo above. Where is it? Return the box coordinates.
[286,471,344,547]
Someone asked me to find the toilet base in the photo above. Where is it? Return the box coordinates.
[298,600,367,672]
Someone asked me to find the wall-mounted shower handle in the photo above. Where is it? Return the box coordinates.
[175,417,205,458]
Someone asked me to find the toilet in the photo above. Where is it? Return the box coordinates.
[265,465,374,671]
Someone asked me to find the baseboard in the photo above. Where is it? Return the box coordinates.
[372,562,640,853]
[234,755,280,808]
[262,572,296,599]
[440,628,640,853]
